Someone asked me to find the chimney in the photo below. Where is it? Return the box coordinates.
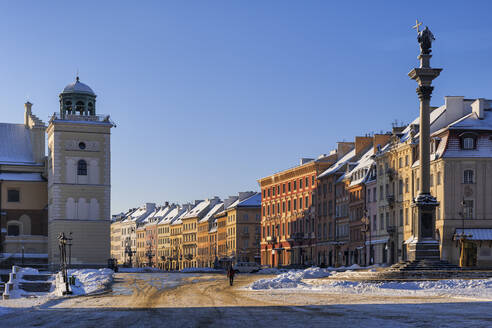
[355,136,372,156]
[471,98,486,119]
[337,142,355,159]
[24,101,32,127]
[373,134,391,153]
[300,158,314,165]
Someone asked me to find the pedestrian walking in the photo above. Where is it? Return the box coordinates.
[227,265,235,286]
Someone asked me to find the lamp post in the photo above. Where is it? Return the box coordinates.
[361,213,370,267]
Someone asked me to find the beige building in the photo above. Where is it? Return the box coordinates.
[0,102,48,266]
[47,78,115,269]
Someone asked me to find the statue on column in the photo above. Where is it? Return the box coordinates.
[417,26,435,54]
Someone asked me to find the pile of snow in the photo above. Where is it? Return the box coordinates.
[119,267,163,273]
[68,268,114,295]
[312,278,492,300]
[249,267,332,290]
[180,267,223,273]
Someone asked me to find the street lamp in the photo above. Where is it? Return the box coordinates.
[456,198,472,267]
[361,213,370,267]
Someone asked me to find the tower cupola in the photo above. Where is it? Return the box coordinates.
[59,77,97,116]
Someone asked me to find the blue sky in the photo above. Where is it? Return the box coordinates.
[1,1,491,214]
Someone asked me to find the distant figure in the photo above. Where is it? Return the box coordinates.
[227,265,235,286]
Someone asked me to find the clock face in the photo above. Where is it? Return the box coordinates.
[79,142,86,150]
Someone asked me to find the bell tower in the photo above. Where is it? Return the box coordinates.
[47,77,114,269]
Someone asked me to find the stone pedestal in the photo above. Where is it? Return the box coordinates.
[408,193,440,261]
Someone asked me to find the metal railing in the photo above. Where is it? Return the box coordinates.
[50,112,112,123]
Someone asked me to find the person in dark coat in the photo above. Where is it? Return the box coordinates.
[227,265,235,286]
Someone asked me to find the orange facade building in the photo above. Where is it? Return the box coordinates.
[258,155,336,268]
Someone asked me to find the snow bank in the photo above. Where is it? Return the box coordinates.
[314,278,492,300]
[68,268,114,295]
[249,267,332,290]
[180,267,223,273]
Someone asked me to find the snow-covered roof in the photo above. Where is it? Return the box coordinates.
[0,123,36,165]
[318,148,356,179]
[448,111,492,131]
[0,172,44,182]
[237,192,261,207]
[62,77,95,95]
[455,228,492,241]
[199,203,224,223]
[347,148,375,187]
[157,206,181,224]
[183,200,210,219]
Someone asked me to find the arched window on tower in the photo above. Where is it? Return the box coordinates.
[76,101,85,115]
[65,101,72,114]
[77,159,87,176]
[88,102,94,115]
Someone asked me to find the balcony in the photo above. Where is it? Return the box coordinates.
[385,168,395,180]
[50,112,113,124]
[386,195,395,207]
[386,225,397,234]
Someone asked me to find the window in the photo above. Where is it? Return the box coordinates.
[405,178,409,193]
[373,215,377,232]
[437,172,441,185]
[7,224,20,236]
[263,190,266,198]
[464,170,474,184]
[430,174,434,187]
[373,188,377,202]
[380,213,384,230]
[299,198,303,209]
[299,179,303,189]
[277,185,280,195]
[405,155,409,166]
[399,209,403,226]
[399,157,403,168]
[328,183,333,193]
[463,200,474,219]
[7,189,20,202]
[399,179,403,195]
[288,182,291,192]
[367,189,371,202]
[293,199,297,210]
[312,176,315,186]
[288,200,291,211]
[405,208,409,225]
[282,202,286,213]
[416,178,420,191]
[462,137,475,150]
[282,184,286,194]
[293,180,297,190]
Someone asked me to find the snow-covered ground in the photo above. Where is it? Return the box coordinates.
[118,267,164,273]
[247,267,492,300]
[180,267,223,273]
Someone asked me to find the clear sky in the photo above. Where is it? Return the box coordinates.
[1,1,491,214]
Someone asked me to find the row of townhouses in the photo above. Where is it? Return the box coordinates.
[259,96,492,268]
[110,192,261,269]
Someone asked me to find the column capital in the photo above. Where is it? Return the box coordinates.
[416,85,434,101]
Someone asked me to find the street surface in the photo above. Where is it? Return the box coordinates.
[1,272,492,327]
